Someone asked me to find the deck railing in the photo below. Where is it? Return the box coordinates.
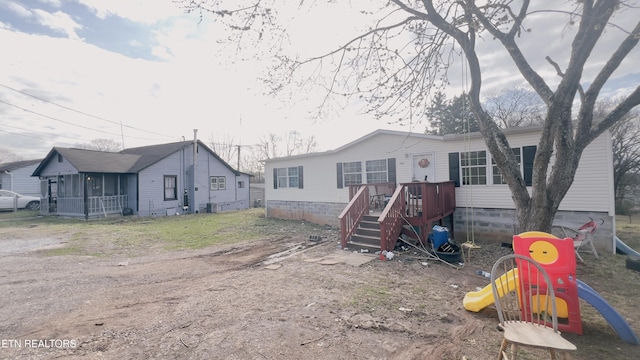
[378,186,405,252]
[340,181,456,252]
[338,185,370,249]
[380,181,456,250]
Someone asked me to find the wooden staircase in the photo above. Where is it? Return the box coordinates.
[345,214,384,253]
[339,181,456,253]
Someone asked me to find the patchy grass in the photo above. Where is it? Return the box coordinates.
[0,209,41,220]
[0,208,329,257]
[616,214,640,251]
[350,285,393,311]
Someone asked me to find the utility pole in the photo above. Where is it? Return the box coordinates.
[237,145,241,171]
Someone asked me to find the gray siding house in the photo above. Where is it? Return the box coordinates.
[0,159,42,197]
[32,140,251,218]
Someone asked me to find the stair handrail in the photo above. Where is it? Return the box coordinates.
[378,185,405,252]
[338,185,370,249]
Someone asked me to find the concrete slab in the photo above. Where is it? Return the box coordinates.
[305,250,377,266]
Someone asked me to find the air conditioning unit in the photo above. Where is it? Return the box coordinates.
[206,203,217,213]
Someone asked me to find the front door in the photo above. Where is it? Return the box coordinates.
[412,153,435,182]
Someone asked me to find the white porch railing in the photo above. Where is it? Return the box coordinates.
[54,195,128,216]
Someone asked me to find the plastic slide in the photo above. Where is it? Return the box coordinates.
[463,271,570,317]
[463,269,517,313]
[615,236,640,257]
[577,279,640,345]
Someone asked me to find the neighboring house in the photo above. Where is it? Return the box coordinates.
[265,126,617,252]
[32,140,251,218]
[0,159,42,197]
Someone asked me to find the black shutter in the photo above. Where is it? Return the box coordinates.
[273,168,278,189]
[336,163,343,188]
[448,152,460,187]
[298,166,304,189]
[523,146,536,187]
[387,158,396,184]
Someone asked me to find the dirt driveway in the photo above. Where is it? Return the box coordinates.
[1,217,639,359]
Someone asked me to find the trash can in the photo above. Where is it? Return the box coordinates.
[431,225,449,249]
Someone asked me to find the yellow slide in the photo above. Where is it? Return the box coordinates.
[463,269,518,312]
[463,269,569,317]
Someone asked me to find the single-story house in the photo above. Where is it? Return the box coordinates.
[264,126,616,252]
[32,139,251,218]
[0,159,43,197]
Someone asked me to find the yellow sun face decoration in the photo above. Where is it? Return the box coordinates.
[528,240,559,265]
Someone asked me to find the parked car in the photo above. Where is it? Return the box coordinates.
[0,190,40,210]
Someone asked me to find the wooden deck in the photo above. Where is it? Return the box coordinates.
[339,181,456,252]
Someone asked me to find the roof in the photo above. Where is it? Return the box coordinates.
[0,159,43,172]
[32,140,245,176]
[265,126,546,163]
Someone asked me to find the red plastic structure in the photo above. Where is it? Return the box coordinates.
[512,233,583,335]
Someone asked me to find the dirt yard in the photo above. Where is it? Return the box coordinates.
[1,211,639,359]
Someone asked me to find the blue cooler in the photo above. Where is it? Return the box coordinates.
[431,225,449,249]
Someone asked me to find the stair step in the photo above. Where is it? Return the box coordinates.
[350,233,380,246]
[360,220,380,229]
[363,214,379,222]
[345,241,380,254]
[355,227,380,237]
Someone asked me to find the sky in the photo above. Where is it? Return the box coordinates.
[0,0,639,161]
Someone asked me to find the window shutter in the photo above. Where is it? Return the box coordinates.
[273,168,278,189]
[298,166,304,189]
[336,163,343,188]
[523,146,536,186]
[448,152,460,187]
[387,158,396,184]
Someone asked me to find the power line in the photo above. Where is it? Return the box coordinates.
[0,99,167,141]
[0,128,76,147]
[0,82,175,139]
[2,123,93,144]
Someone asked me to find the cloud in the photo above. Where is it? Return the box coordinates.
[3,1,32,18]
[32,9,82,39]
[76,0,182,24]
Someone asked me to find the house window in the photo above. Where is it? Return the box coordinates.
[492,148,521,185]
[343,161,362,186]
[366,159,388,184]
[273,166,304,189]
[276,167,299,188]
[57,154,63,163]
[238,181,245,189]
[461,151,487,185]
[164,175,177,200]
[210,176,226,190]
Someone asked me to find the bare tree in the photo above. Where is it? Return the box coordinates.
[74,138,122,152]
[181,1,640,233]
[610,106,640,207]
[484,87,546,128]
[0,147,23,163]
[207,134,239,167]
[256,131,318,159]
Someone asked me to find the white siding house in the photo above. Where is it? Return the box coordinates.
[265,127,616,251]
[0,159,42,197]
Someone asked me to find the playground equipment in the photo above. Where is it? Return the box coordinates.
[463,231,640,345]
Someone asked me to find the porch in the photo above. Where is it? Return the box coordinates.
[42,195,129,217]
[39,173,132,218]
[338,181,456,253]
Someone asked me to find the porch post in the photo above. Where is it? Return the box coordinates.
[83,174,89,220]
